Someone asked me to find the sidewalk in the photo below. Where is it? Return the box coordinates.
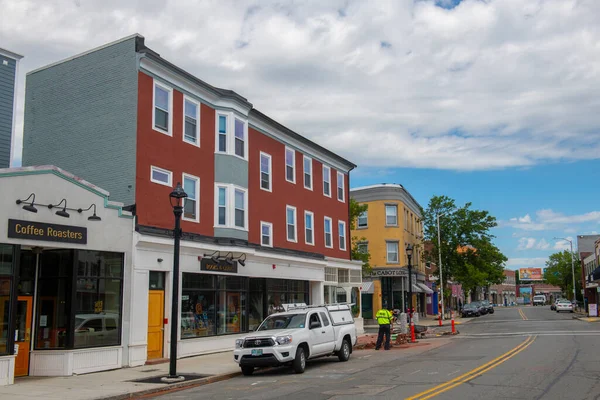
[364,315,472,330]
[0,351,240,400]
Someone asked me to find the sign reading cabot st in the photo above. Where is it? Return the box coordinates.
[200,258,238,274]
[8,219,87,244]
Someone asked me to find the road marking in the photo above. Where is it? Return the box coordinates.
[405,335,536,400]
[410,369,422,375]
[518,309,528,320]
[448,370,461,376]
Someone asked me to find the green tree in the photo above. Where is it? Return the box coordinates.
[544,250,581,301]
[515,269,521,285]
[421,195,506,304]
[349,199,371,275]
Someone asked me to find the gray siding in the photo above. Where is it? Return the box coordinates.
[214,154,248,188]
[214,228,248,241]
[0,56,16,168]
[22,38,138,204]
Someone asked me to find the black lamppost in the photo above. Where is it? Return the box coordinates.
[406,244,413,320]
[166,182,187,382]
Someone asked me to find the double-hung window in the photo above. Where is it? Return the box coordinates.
[234,118,246,158]
[153,81,171,135]
[387,242,399,263]
[337,171,345,202]
[216,186,227,226]
[338,221,346,250]
[182,174,200,222]
[150,166,172,187]
[303,156,313,190]
[323,165,331,197]
[357,211,368,228]
[234,189,246,228]
[305,211,314,245]
[385,204,398,226]
[286,206,297,242]
[183,97,200,146]
[214,184,248,229]
[260,152,272,191]
[324,217,333,248]
[217,114,228,153]
[261,222,273,247]
[357,242,368,254]
[285,147,295,183]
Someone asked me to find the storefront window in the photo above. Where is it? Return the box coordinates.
[267,279,309,314]
[0,244,14,356]
[249,279,264,331]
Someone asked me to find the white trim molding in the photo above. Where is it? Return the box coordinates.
[182,95,201,147]
[182,173,200,223]
[152,79,173,136]
[150,165,172,187]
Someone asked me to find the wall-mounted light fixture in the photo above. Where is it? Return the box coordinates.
[157,258,164,263]
[15,193,102,222]
[203,251,247,266]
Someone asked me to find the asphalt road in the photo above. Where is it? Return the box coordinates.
[152,306,600,400]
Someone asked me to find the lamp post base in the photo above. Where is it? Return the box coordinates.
[161,376,186,384]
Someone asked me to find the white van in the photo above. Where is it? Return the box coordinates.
[533,295,546,306]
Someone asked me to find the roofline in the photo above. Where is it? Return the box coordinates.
[27,33,144,76]
[350,183,423,213]
[0,48,24,60]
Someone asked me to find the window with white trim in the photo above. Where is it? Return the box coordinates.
[217,114,228,153]
[153,82,171,135]
[182,174,200,222]
[183,97,200,146]
[286,206,297,242]
[214,184,248,230]
[260,152,272,191]
[234,189,246,228]
[216,186,227,226]
[357,242,368,254]
[305,211,314,245]
[324,217,333,248]
[323,165,331,197]
[260,221,273,247]
[234,118,245,158]
[357,211,367,228]
[303,156,313,190]
[338,269,349,283]
[387,241,399,263]
[385,204,398,226]
[150,166,172,187]
[350,270,361,283]
[325,267,337,283]
[285,147,295,183]
[337,171,345,202]
[338,220,346,251]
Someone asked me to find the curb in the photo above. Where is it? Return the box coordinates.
[96,371,242,400]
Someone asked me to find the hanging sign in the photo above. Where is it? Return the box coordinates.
[7,219,87,244]
[200,258,238,274]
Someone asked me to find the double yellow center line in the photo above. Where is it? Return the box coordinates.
[406,335,537,400]
[519,308,528,320]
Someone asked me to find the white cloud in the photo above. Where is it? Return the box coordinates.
[505,209,600,231]
[517,237,537,250]
[536,239,550,250]
[3,0,600,169]
[506,257,547,269]
[553,237,573,251]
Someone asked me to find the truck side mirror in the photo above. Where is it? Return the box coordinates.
[310,320,320,329]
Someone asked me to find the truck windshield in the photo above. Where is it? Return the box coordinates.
[257,314,306,331]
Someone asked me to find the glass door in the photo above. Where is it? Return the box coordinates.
[14,296,33,377]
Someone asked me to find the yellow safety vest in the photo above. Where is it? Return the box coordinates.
[376,309,392,325]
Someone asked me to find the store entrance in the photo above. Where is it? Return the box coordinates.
[14,296,32,377]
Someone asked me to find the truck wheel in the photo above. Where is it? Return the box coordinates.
[338,339,351,362]
[241,366,254,376]
[292,346,306,374]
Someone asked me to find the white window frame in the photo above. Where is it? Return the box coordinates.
[323,165,331,197]
[285,147,296,184]
[338,220,346,251]
[357,210,368,228]
[182,96,200,147]
[386,204,398,226]
[324,216,333,249]
[286,205,298,243]
[260,221,273,247]
[259,152,272,192]
[303,155,313,190]
[337,171,345,202]
[387,241,399,263]
[152,80,172,136]
[150,166,172,187]
[305,211,315,246]
[213,183,248,231]
[182,173,200,223]
[214,111,249,161]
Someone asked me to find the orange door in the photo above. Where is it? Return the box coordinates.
[147,290,164,360]
[15,296,33,377]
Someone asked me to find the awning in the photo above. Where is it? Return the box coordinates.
[592,266,600,282]
[412,284,423,293]
[360,281,374,294]
[417,283,434,294]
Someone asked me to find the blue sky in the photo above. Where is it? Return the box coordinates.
[3,0,600,270]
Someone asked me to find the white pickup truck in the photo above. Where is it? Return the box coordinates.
[233,303,357,375]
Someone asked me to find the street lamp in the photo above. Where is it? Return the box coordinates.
[436,211,451,320]
[553,237,576,303]
[164,182,187,382]
[406,244,413,319]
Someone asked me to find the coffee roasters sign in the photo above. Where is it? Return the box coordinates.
[200,258,238,274]
[7,219,87,244]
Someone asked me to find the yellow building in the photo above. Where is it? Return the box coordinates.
[350,184,429,319]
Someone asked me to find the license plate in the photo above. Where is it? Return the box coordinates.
[251,349,263,356]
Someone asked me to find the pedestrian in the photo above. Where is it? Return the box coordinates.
[375,303,393,350]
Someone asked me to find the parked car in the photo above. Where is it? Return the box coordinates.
[472,301,488,315]
[481,300,495,314]
[556,300,574,313]
[233,303,357,376]
[533,295,546,306]
[461,303,481,318]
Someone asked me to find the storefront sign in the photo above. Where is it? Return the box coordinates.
[370,268,408,277]
[200,258,238,274]
[589,304,598,317]
[7,219,87,244]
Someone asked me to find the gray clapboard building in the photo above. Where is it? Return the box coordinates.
[0,48,23,168]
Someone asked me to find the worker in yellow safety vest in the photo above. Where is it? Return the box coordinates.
[375,303,394,350]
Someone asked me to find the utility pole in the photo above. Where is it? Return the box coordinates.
[437,213,445,320]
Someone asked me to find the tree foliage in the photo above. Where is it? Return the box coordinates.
[544,250,582,301]
[349,199,371,275]
[421,195,507,297]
